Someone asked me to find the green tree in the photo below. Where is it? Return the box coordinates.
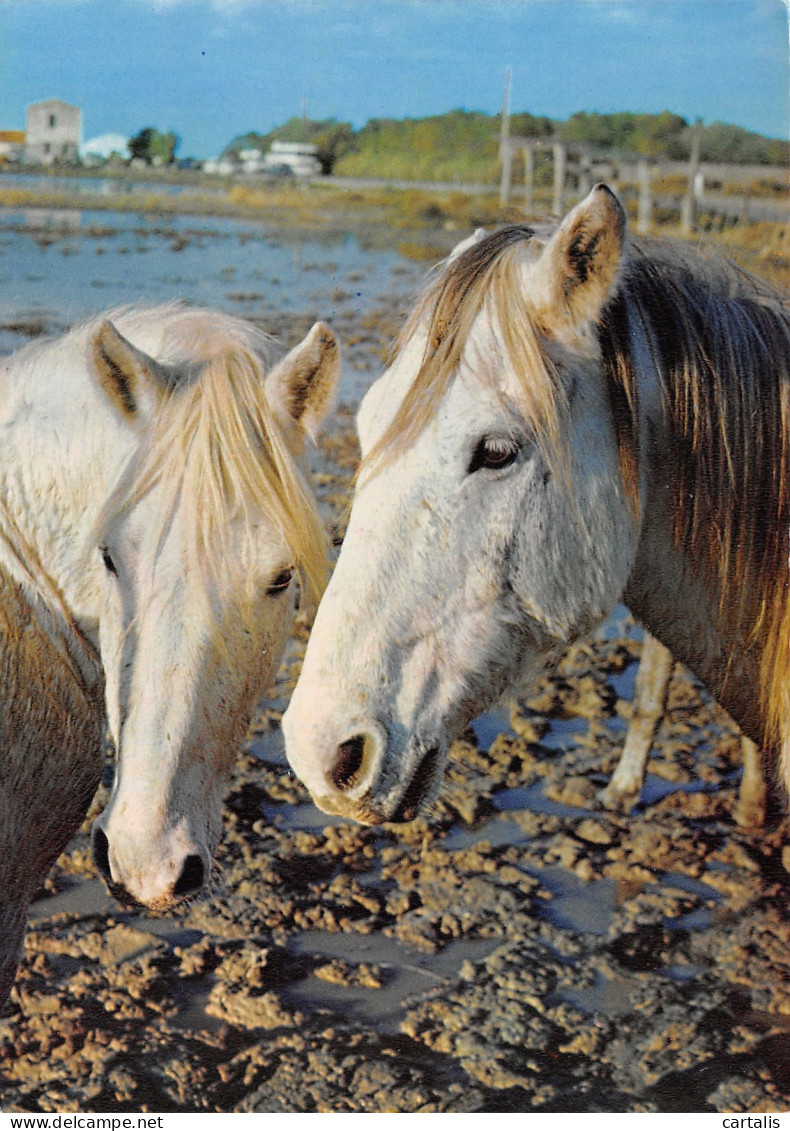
[128,127,179,165]
[220,108,786,184]
[638,111,688,158]
[697,121,789,165]
[508,112,554,139]
[309,120,355,174]
[560,110,688,156]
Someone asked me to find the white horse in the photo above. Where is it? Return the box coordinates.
[0,305,338,918]
[284,185,790,826]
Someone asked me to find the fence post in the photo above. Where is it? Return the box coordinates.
[553,142,566,215]
[523,143,535,213]
[500,140,512,206]
[578,148,593,197]
[637,159,653,233]
[499,66,512,207]
[681,118,702,236]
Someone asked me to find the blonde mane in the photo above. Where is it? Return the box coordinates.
[92,306,329,607]
[368,227,790,752]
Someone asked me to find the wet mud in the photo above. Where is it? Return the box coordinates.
[0,216,788,1113]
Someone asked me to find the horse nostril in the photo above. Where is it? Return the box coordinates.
[92,827,112,881]
[332,734,366,791]
[173,853,206,898]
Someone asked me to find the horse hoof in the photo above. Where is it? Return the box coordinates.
[595,784,639,813]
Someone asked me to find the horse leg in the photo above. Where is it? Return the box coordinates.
[734,735,767,828]
[598,632,673,812]
[599,630,767,825]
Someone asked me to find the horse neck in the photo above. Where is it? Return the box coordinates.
[622,379,765,746]
[624,488,763,741]
[0,563,104,996]
[617,271,790,748]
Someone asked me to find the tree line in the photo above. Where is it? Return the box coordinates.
[129,110,788,178]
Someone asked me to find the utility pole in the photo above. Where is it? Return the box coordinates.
[499,66,512,206]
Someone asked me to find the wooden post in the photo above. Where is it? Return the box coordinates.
[637,159,653,233]
[578,148,592,197]
[500,141,512,206]
[523,142,535,213]
[681,117,702,236]
[552,142,566,215]
[499,67,512,206]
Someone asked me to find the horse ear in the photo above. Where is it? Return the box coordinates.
[90,320,160,422]
[532,184,626,335]
[447,227,488,262]
[267,321,339,435]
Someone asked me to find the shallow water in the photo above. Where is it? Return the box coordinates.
[0,207,425,399]
[284,930,500,1033]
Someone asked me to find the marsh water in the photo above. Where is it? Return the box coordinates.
[0,205,788,1113]
[0,206,425,400]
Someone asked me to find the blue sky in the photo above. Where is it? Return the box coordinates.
[1,0,787,159]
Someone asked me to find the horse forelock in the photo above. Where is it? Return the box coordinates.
[94,307,329,609]
[363,224,572,477]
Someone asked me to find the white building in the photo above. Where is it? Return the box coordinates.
[264,141,321,176]
[0,130,25,163]
[26,100,81,165]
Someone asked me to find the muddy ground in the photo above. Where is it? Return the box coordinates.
[0,210,788,1114]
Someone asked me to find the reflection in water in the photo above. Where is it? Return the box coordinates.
[493,782,590,819]
[532,865,618,937]
[24,209,83,230]
[284,929,499,1032]
[29,877,114,922]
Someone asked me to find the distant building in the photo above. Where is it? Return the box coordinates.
[25,100,81,165]
[0,130,25,163]
[238,147,266,173]
[203,157,236,176]
[264,141,321,177]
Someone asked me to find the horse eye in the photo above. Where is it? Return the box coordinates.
[468,437,520,474]
[267,567,294,596]
[99,545,117,576]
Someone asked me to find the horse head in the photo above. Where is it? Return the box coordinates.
[284,186,642,824]
[88,314,338,908]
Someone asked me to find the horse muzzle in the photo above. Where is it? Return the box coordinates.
[91,821,212,911]
[285,711,444,825]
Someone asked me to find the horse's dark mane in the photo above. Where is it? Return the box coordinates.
[599,243,790,751]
